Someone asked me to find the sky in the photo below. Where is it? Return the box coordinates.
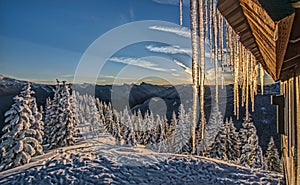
[0,0,273,85]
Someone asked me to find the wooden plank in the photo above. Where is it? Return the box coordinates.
[239,0,292,81]
[276,14,295,79]
[296,75,300,185]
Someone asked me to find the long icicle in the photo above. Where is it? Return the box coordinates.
[236,40,241,120]
[245,51,249,121]
[252,55,258,112]
[233,44,239,119]
[205,0,209,38]
[209,0,213,64]
[225,22,230,68]
[198,0,206,150]
[242,46,247,107]
[249,54,254,113]
[180,0,183,26]
[219,13,224,72]
[219,13,224,89]
[260,63,264,95]
[230,28,235,70]
[213,2,219,104]
[190,0,199,154]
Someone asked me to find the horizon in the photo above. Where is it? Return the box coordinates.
[1,73,277,87]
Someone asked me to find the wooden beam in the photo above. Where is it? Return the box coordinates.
[276,14,295,79]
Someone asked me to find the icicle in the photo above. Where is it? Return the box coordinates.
[260,64,264,95]
[239,41,244,87]
[190,0,199,154]
[205,0,209,39]
[252,55,258,112]
[241,46,247,107]
[198,0,206,145]
[179,0,183,26]
[219,14,224,72]
[249,54,255,112]
[254,60,258,96]
[235,39,240,120]
[213,2,219,104]
[230,28,235,70]
[225,22,230,68]
[245,51,249,121]
[220,17,224,90]
[233,45,239,119]
[209,0,213,64]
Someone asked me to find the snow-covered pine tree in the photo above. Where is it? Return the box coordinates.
[204,105,223,151]
[168,111,177,152]
[239,119,265,168]
[29,98,44,153]
[123,108,137,147]
[264,137,282,172]
[19,83,44,154]
[43,97,52,144]
[173,104,190,154]
[48,81,78,149]
[86,95,103,136]
[104,103,114,134]
[44,80,62,145]
[209,122,228,161]
[0,95,41,170]
[147,114,160,150]
[225,118,240,163]
[170,111,177,134]
[157,115,167,153]
[95,98,106,126]
[135,109,143,143]
[112,111,122,145]
[142,111,152,145]
[71,91,80,126]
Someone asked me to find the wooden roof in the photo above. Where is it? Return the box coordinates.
[218,0,300,81]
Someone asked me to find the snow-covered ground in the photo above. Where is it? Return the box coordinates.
[0,134,283,185]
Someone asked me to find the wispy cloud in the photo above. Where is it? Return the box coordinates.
[152,0,178,5]
[119,7,135,23]
[109,57,169,72]
[146,45,192,55]
[173,59,192,75]
[149,26,190,38]
[171,73,181,77]
[152,0,189,6]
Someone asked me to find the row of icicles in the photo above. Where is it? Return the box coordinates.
[181,0,266,128]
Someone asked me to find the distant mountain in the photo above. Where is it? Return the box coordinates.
[0,76,280,153]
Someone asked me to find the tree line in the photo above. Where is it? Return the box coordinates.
[0,81,281,173]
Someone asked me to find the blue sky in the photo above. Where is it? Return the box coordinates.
[0,0,273,85]
[0,0,198,84]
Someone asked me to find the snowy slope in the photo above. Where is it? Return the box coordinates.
[0,134,283,185]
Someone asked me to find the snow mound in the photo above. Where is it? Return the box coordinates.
[0,134,283,185]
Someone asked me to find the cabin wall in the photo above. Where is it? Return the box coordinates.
[281,73,300,185]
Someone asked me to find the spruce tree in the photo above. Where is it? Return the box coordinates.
[0,95,41,170]
[48,81,78,149]
[204,105,223,151]
[112,112,122,145]
[44,80,62,145]
[157,115,167,153]
[209,122,228,161]
[19,83,44,154]
[239,119,265,169]
[264,137,282,172]
[123,109,137,147]
[173,104,190,154]
[225,118,240,163]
